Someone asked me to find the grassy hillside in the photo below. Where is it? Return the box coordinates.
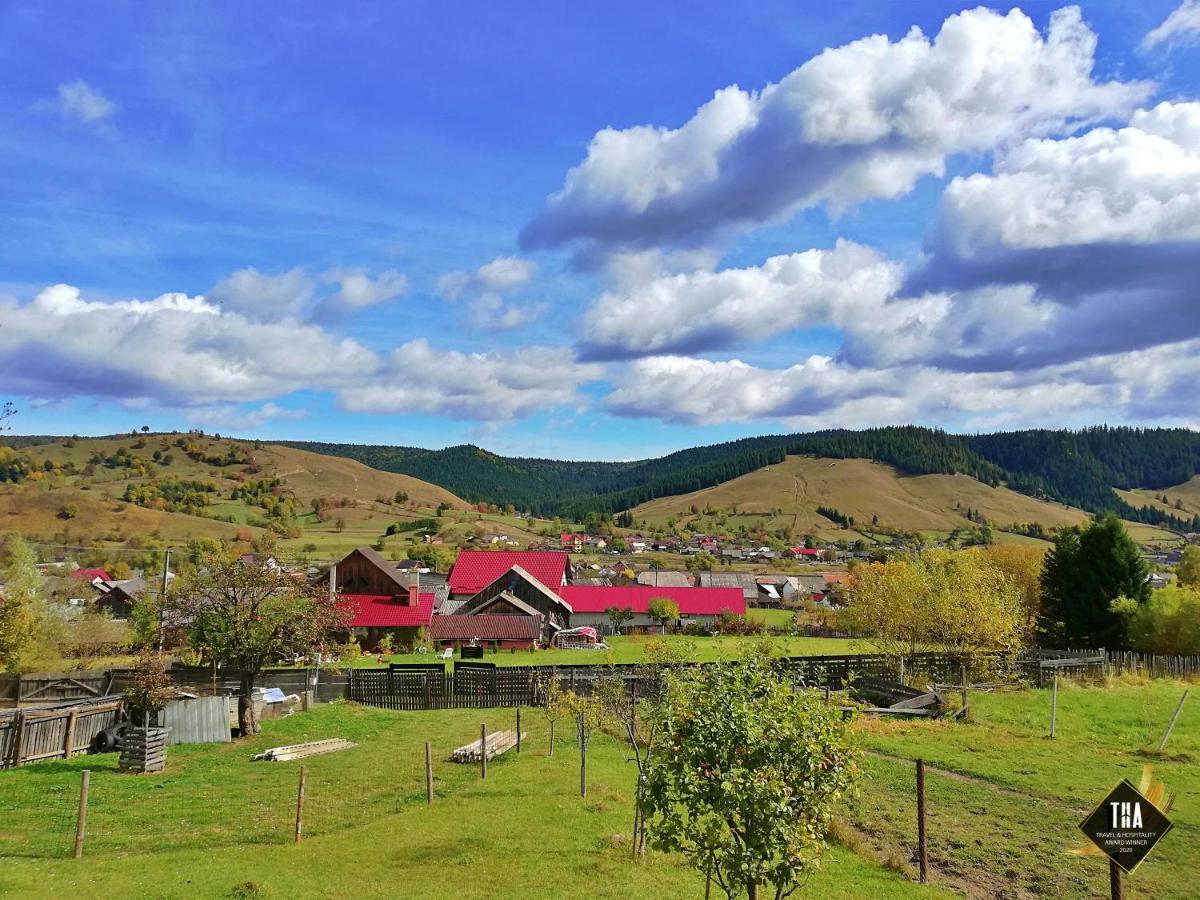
[0,434,470,555]
[1118,475,1200,521]
[632,456,1090,538]
[1,680,1194,898]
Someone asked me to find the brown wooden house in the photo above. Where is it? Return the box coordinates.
[454,564,571,644]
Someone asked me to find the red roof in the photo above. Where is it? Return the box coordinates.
[557,585,745,617]
[343,593,435,628]
[448,551,569,596]
[790,548,823,557]
[429,614,540,642]
[72,568,111,581]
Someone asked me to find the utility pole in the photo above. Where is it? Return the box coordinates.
[157,547,170,652]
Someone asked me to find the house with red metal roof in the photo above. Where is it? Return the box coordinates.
[446,550,571,601]
[70,567,112,583]
[322,547,435,650]
[557,584,745,634]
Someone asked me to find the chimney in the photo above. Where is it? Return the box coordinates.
[409,572,420,606]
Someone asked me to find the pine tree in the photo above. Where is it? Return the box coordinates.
[1038,515,1148,649]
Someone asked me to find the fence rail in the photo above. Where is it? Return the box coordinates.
[0,698,123,769]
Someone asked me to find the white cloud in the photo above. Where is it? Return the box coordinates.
[210,267,315,321]
[580,240,900,358]
[50,80,117,125]
[184,402,308,431]
[1142,1,1200,51]
[339,339,602,420]
[933,101,1200,254]
[523,6,1149,259]
[0,283,587,421]
[603,344,1200,429]
[435,256,542,330]
[323,268,409,310]
[0,284,373,403]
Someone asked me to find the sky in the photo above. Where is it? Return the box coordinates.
[2,1,1200,460]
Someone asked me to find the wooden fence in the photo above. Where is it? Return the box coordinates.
[0,670,117,709]
[0,698,123,769]
[1104,651,1200,679]
[348,653,1002,711]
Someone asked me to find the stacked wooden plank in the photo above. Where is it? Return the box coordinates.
[450,730,525,763]
[851,677,945,718]
[252,738,356,762]
[119,727,170,773]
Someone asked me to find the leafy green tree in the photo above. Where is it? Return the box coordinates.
[165,555,351,734]
[1176,545,1200,589]
[1112,586,1200,655]
[605,605,633,635]
[647,597,679,634]
[0,536,47,672]
[644,655,859,900]
[1039,515,1149,648]
[686,551,716,573]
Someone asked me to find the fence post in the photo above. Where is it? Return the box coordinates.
[960,666,969,719]
[516,706,522,753]
[73,769,90,859]
[916,759,928,885]
[1110,857,1122,900]
[1157,690,1189,753]
[64,709,78,759]
[425,741,433,803]
[1049,675,1058,739]
[10,710,25,768]
[294,766,307,844]
[481,723,488,780]
[899,656,906,687]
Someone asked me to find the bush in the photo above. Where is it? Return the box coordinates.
[715,610,766,636]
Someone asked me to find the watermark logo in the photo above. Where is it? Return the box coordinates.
[1078,778,1173,874]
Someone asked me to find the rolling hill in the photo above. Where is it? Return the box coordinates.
[281,426,1200,530]
[631,456,1091,538]
[0,434,470,555]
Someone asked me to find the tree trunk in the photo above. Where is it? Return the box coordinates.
[549,720,555,757]
[746,882,757,900]
[238,671,260,736]
[580,744,587,798]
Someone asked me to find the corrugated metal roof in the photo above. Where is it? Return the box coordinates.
[429,614,540,642]
[558,585,745,616]
[448,551,569,595]
[344,592,435,628]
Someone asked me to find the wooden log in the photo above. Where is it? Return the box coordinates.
[425,741,433,803]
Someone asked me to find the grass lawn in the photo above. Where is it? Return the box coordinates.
[746,608,796,628]
[846,677,1199,898]
[0,702,936,900]
[348,634,859,668]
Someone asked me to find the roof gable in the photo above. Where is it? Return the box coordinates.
[448,551,569,595]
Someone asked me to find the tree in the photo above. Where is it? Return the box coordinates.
[686,551,716,573]
[981,543,1046,635]
[643,655,859,900]
[844,549,1027,660]
[1039,515,1149,648]
[165,555,351,734]
[1112,586,1200,655]
[605,605,633,635]
[0,535,48,672]
[0,401,14,431]
[647,597,679,634]
[1176,545,1200,589]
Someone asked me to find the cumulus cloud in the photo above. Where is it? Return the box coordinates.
[930,102,1200,254]
[46,80,117,125]
[0,284,373,404]
[522,6,1148,260]
[210,267,315,321]
[339,339,602,420]
[579,240,900,359]
[905,101,1200,369]
[435,256,543,330]
[323,268,409,310]
[1142,1,1200,51]
[603,344,1200,429]
[0,284,595,421]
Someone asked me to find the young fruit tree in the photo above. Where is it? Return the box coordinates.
[646,597,679,634]
[165,554,350,734]
[643,655,859,900]
[605,605,634,636]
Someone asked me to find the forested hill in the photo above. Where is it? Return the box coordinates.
[280,427,1200,529]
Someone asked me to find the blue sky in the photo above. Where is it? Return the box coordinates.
[2,1,1199,459]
